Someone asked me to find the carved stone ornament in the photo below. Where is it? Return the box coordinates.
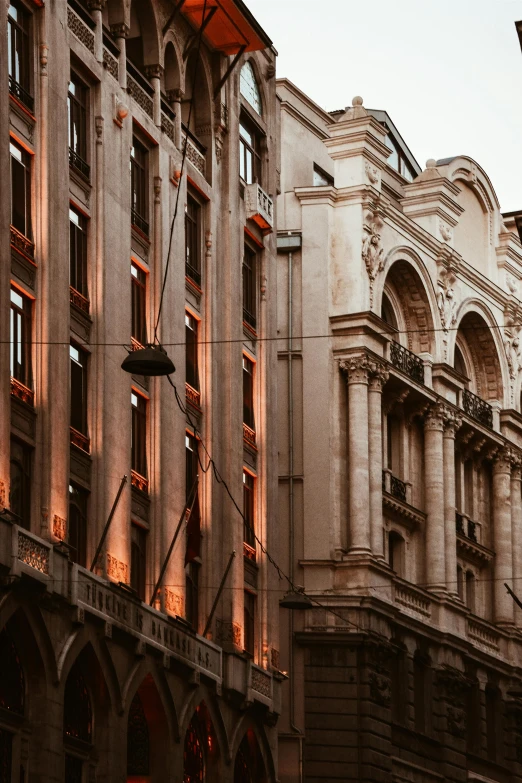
[52,514,66,541]
[368,671,391,706]
[439,219,453,243]
[106,553,129,583]
[339,354,371,385]
[368,360,389,391]
[165,588,183,616]
[362,209,385,308]
[110,23,130,39]
[506,273,519,296]
[215,619,242,647]
[443,409,462,437]
[0,480,5,509]
[424,401,446,431]
[436,666,471,737]
[365,161,380,187]
[493,447,512,475]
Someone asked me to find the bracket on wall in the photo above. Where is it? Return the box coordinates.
[183,6,219,60]
[162,0,187,36]
[214,44,246,99]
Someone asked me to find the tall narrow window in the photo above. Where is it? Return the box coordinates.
[243,471,255,553]
[242,246,257,330]
[239,117,261,185]
[243,356,255,435]
[185,313,199,392]
[185,432,200,629]
[10,287,31,390]
[68,484,88,567]
[131,523,147,600]
[8,2,32,112]
[68,73,89,179]
[70,344,89,449]
[185,562,199,630]
[130,138,148,235]
[185,433,198,501]
[131,392,147,480]
[9,438,31,530]
[185,195,201,286]
[10,140,31,239]
[244,591,255,657]
[69,207,88,308]
[131,263,147,347]
[240,62,262,115]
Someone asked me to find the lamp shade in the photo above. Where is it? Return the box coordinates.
[279,590,313,610]
[121,344,175,376]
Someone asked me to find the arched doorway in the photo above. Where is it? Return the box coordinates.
[183,703,220,782]
[127,674,172,782]
[233,731,266,783]
[0,629,25,783]
[63,663,93,781]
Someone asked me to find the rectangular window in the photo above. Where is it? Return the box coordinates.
[185,562,199,630]
[68,72,89,178]
[9,438,31,530]
[131,523,147,600]
[313,164,334,187]
[131,392,147,478]
[239,117,260,185]
[10,140,31,239]
[70,344,88,437]
[243,356,255,431]
[242,245,257,330]
[185,195,201,286]
[131,263,147,347]
[243,471,255,552]
[130,138,148,235]
[185,312,199,392]
[185,432,198,501]
[68,484,88,567]
[10,287,31,389]
[244,591,255,657]
[69,207,88,303]
[8,2,32,112]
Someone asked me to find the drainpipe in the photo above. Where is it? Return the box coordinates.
[277,232,303,775]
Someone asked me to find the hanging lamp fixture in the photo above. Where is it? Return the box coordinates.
[121,344,175,377]
[279,588,313,610]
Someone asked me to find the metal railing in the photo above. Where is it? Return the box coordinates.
[185,262,201,287]
[131,209,149,237]
[9,76,34,113]
[461,388,493,429]
[456,512,479,543]
[389,341,424,385]
[69,148,90,180]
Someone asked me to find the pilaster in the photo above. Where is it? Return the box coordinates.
[424,403,446,592]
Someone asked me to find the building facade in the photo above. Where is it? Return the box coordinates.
[0,1,282,780]
[276,79,522,783]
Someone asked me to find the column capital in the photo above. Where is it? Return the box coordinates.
[110,22,129,39]
[424,402,446,432]
[87,0,106,10]
[368,360,389,392]
[493,447,512,475]
[339,354,371,385]
[145,64,164,80]
[443,409,462,438]
[167,88,184,103]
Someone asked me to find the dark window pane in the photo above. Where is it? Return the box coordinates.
[10,287,31,388]
[185,313,199,391]
[64,755,83,783]
[243,356,255,430]
[244,592,255,656]
[0,631,25,715]
[185,562,199,630]
[131,392,147,477]
[185,433,199,501]
[243,471,255,549]
[70,345,88,435]
[131,138,148,234]
[64,666,92,743]
[127,692,150,776]
[9,438,31,530]
[183,715,204,782]
[239,117,260,185]
[68,484,88,567]
[69,208,88,297]
[242,246,257,329]
[8,2,30,93]
[0,730,13,783]
[10,142,30,237]
[185,195,201,285]
[131,263,147,345]
[68,73,88,174]
[131,523,147,600]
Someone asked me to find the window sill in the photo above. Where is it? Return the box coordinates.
[243,321,258,340]
[186,383,201,410]
[10,226,35,262]
[131,470,149,495]
[9,89,36,121]
[243,423,257,450]
[243,542,256,562]
[70,287,90,315]
[10,378,34,407]
[70,427,90,454]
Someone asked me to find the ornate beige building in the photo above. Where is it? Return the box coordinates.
[0,0,282,780]
[276,79,522,782]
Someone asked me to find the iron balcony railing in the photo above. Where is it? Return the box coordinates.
[9,76,34,114]
[389,341,424,385]
[185,261,201,287]
[461,388,493,429]
[131,208,149,237]
[382,470,407,503]
[69,148,90,180]
[456,512,479,543]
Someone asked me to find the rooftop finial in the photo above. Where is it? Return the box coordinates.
[352,96,364,107]
[426,159,437,169]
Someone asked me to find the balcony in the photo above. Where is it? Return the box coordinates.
[185,262,202,288]
[182,124,206,177]
[461,388,493,429]
[131,469,149,494]
[9,76,34,114]
[245,184,274,232]
[389,341,424,385]
[10,225,34,261]
[186,383,201,409]
[382,470,407,503]
[70,426,90,454]
[243,423,256,448]
[126,61,154,120]
[10,378,34,406]
[131,209,149,238]
[69,148,90,181]
[70,286,90,314]
[456,511,492,565]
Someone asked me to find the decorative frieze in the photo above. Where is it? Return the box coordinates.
[165,588,183,617]
[10,378,34,406]
[17,531,50,575]
[251,665,272,698]
[436,666,470,738]
[216,619,241,647]
[127,73,154,119]
[10,225,34,260]
[67,6,95,54]
[106,553,128,584]
[103,47,119,80]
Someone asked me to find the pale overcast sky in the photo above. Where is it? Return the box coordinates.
[247,0,522,212]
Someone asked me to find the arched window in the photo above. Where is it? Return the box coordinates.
[127,692,150,777]
[64,665,92,783]
[0,630,25,716]
[234,744,252,783]
[381,291,398,331]
[240,62,262,115]
[454,344,469,384]
[183,715,204,783]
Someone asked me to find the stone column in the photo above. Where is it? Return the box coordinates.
[493,449,514,625]
[511,457,522,627]
[167,88,183,149]
[368,360,389,559]
[145,65,163,127]
[424,403,446,591]
[110,24,129,90]
[87,0,105,63]
[443,411,461,595]
[341,356,371,555]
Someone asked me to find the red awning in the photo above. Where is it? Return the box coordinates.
[180,0,272,55]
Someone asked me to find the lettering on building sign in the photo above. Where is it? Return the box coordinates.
[79,575,221,679]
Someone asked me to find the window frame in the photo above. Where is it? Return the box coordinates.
[243,590,256,657]
[10,139,32,240]
[131,262,147,347]
[185,561,200,631]
[185,193,202,287]
[70,343,89,439]
[130,136,149,236]
[185,432,199,502]
[313,164,334,187]
[131,522,147,600]
[239,113,262,186]
[131,391,148,480]
[68,483,88,568]
[10,286,32,390]
[242,244,257,331]
[242,355,255,432]
[8,2,33,112]
[243,470,256,554]
[69,206,89,305]
[68,71,90,179]
[185,311,200,393]
[9,437,31,530]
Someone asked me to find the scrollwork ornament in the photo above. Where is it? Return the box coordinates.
[362,210,385,309]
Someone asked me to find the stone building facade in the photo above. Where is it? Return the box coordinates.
[0,0,282,780]
[276,79,522,783]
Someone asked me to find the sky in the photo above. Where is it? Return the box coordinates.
[247,0,522,212]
